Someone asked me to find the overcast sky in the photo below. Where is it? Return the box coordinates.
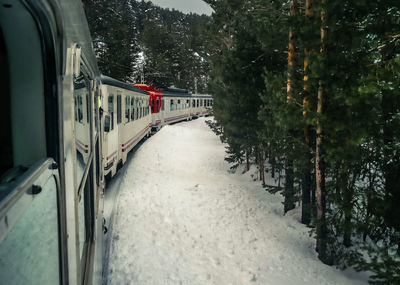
[149,0,213,15]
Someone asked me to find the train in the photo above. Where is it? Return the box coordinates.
[83,76,212,180]
[0,0,212,284]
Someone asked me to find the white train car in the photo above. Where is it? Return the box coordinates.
[162,88,193,125]
[101,76,152,179]
[0,0,104,284]
[190,94,213,118]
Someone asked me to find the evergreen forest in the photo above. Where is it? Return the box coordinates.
[84,0,211,93]
[85,0,400,283]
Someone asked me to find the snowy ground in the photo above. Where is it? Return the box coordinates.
[103,117,369,285]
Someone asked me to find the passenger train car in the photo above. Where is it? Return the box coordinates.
[0,0,212,284]
[0,0,104,284]
[101,76,152,179]
[102,80,213,179]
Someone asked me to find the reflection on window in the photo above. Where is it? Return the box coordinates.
[78,187,86,261]
[74,72,91,187]
[0,176,60,284]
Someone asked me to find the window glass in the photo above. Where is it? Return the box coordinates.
[161,99,165,111]
[125,96,130,123]
[0,176,60,284]
[108,95,114,130]
[136,98,139,120]
[131,97,135,120]
[86,94,90,123]
[74,72,91,187]
[117,94,121,124]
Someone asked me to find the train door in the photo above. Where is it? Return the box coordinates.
[0,1,65,283]
[70,49,104,283]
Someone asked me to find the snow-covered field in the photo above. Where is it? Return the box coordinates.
[103,117,368,285]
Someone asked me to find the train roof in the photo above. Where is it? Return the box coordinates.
[101,75,148,95]
[162,91,192,98]
[162,87,190,94]
[191,94,213,98]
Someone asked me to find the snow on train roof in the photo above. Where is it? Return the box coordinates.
[191,94,213,98]
[100,75,148,95]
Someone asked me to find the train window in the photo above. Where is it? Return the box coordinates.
[156,98,160,112]
[131,97,135,121]
[75,95,83,123]
[0,164,61,284]
[94,86,99,136]
[161,99,165,111]
[74,71,92,187]
[86,93,90,123]
[197,99,199,107]
[125,96,130,123]
[187,100,190,108]
[170,99,174,111]
[108,95,114,130]
[135,98,139,120]
[192,99,195,107]
[117,94,121,124]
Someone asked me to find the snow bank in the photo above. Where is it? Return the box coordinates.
[104,117,368,285]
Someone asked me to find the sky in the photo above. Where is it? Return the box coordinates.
[149,0,214,15]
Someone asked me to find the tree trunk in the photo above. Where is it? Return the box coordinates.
[301,168,312,224]
[316,84,328,263]
[284,0,298,215]
[342,143,352,247]
[284,158,295,213]
[260,149,265,186]
[301,0,313,226]
[315,0,330,265]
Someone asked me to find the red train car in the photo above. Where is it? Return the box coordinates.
[134,84,165,131]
